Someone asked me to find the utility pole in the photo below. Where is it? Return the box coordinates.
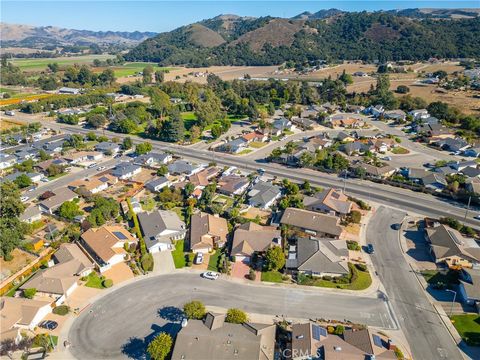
[464,196,471,222]
[343,171,347,194]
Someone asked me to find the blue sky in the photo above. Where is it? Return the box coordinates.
[2,1,479,32]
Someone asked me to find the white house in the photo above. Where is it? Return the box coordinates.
[0,153,16,169]
[138,210,186,253]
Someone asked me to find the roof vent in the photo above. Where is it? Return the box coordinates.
[334,347,342,351]
[297,335,304,339]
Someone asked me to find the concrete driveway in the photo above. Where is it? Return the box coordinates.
[152,251,175,274]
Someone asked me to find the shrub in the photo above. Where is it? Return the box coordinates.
[322,275,332,281]
[102,279,113,288]
[248,269,256,281]
[348,210,362,224]
[396,85,410,94]
[52,305,69,316]
[334,325,345,335]
[394,347,404,359]
[23,288,37,299]
[327,326,335,334]
[183,300,206,320]
[355,263,368,272]
[147,332,173,360]
[225,308,248,324]
[141,253,154,272]
[347,240,361,251]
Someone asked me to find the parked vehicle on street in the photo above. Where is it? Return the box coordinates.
[97,166,106,171]
[366,244,375,254]
[20,196,29,202]
[202,271,219,280]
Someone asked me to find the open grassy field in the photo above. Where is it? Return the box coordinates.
[108,62,175,78]
[11,54,115,71]
[0,93,54,106]
[0,119,25,131]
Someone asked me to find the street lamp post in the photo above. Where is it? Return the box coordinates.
[445,289,457,316]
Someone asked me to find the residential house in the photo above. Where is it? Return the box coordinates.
[364,105,384,117]
[171,312,276,360]
[247,181,282,209]
[168,160,202,177]
[406,168,430,182]
[466,177,480,194]
[145,176,170,192]
[346,104,365,113]
[422,116,440,125]
[219,137,249,154]
[13,148,38,162]
[231,222,281,263]
[51,243,94,277]
[289,323,397,360]
[134,152,172,167]
[328,114,365,128]
[352,130,383,139]
[461,166,480,179]
[409,109,429,120]
[421,173,447,191]
[35,158,68,173]
[188,166,220,188]
[459,268,480,306]
[95,141,121,154]
[0,171,44,184]
[435,138,470,153]
[79,225,138,272]
[218,175,250,196]
[425,223,480,269]
[0,297,52,343]
[190,212,228,253]
[353,71,369,77]
[138,210,186,253]
[383,110,406,122]
[417,124,454,141]
[451,160,478,172]
[0,153,16,169]
[303,188,354,217]
[280,208,343,239]
[351,163,396,179]
[39,187,78,214]
[58,87,80,95]
[464,146,480,158]
[287,237,349,277]
[242,131,268,143]
[42,140,64,154]
[291,117,316,130]
[64,151,103,164]
[370,138,396,153]
[68,174,116,195]
[19,206,43,224]
[272,118,293,135]
[342,141,371,156]
[336,131,355,142]
[111,162,141,180]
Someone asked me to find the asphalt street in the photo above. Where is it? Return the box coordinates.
[68,273,395,359]
[9,114,480,228]
[367,207,463,360]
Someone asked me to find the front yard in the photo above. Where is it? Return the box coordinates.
[297,264,372,290]
[83,272,111,289]
[450,314,480,346]
[207,250,221,271]
[421,270,459,288]
[261,270,283,283]
[172,240,186,268]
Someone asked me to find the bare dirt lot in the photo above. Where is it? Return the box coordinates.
[117,65,279,84]
[0,249,36,281]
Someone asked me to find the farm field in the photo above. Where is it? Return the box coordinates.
[105,62,175,78]
[0,93,54,106]
[11,54,115,71]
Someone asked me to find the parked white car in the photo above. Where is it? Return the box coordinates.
[195,252,204,265]
[97,166,106,171]
[20,196,29,203]
[202,271,219,280]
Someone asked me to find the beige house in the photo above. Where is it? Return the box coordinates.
[190,212,228,253]
[231,222,281,263]
[280,208,343,239]
[79,226,137,272]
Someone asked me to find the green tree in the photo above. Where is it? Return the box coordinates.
[58,200,82,220]
[122,136,133,150]
[23,288,37,299]
[14,174,32,189]
[157,165,169,176]
[141,253,154,272]
[86,113,107,128]
[147,333,173,360]
[150,88,171,119]
[210,124,223,139]
[396,85,410,94]
[143,65,154,84]
[0,182,25,219]
[160,111,185,142]
[39,149,51,161]
[57,114,79,125]
[46,164,64,177]
[225,308,248,324]
[339,70,353,85]
[155,70,165,83]
[183,300,206,320]
[265,246,285,271]
[135,142,153,155]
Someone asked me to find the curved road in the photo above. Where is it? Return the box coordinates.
[68,273,395,359]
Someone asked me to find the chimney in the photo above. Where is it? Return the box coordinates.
[387,339,396,351]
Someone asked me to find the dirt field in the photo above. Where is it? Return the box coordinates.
[0,118,25,131]
[117,65,279,84]
[0,249,36,281]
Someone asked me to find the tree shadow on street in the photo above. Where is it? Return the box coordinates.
[158,306,185,323]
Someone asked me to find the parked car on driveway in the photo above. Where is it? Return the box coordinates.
[39,320,58,330]
[202,271,219,280]
[195,252,204,265]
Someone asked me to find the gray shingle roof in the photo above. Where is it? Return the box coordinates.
[138,210,186,249]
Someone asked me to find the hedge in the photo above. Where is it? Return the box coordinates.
[52,305,70,316]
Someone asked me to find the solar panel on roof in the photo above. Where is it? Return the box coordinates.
[312,324,326,340]
[113,231,128,240]
[372,334,383,347]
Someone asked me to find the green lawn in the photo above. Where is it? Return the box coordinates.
[261,270,283,283]
[207,250,221,271]
[181,112,198,130]
[12,55,115,71]
[213,194,234,210]
[450,314,480,346]
[84,272,108,289]
[172,240,186,269]
[298,265,372,290]
[421,270,459,287]
[111,62,175,77]
[249,141,267,149]
[237,149,253,155]
[391,147,410,155]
